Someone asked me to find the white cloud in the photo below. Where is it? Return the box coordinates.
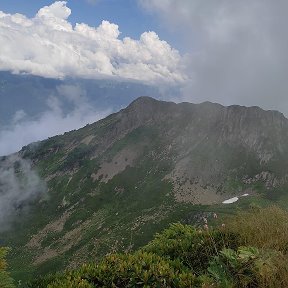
[0,1,186,84]
[0,85,111,156]
[140,0,288,114]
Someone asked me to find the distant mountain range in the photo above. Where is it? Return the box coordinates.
[1,96,288,282]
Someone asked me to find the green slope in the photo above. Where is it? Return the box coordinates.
[1,97,288,282]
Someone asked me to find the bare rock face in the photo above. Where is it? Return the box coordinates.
[117,97,288,195]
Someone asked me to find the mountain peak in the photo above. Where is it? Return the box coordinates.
[127,96,163,110]
[130,96,158,104]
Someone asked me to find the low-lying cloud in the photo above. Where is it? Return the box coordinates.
[140,0,288,115]
[0,154,46,231]
[0,84,110,156]
[0,1,186,84]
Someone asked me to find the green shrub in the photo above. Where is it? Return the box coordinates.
[143,223,240,274]
[208,246,280,288]
[26,272,71,288]
[27,252,204,288]
[47,277,93,288]
[79,252,201,288]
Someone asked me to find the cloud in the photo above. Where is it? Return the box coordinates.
[0,84,111,156]
[0,154,46,231]
[0,1,186,84]
[140,0,288,114]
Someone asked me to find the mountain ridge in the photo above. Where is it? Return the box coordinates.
[2,96,288,281]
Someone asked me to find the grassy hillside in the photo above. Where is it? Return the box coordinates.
[12,206,288,288]
[1,97,288,283]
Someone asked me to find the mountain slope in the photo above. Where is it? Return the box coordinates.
[1,96,288,281]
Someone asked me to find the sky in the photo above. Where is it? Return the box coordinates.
[0,0,166,45]
[1,0,288,155]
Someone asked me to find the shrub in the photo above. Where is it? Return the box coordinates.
[25,273,67,288]
[208,246,282,288]
[27,252,204,288]
[143,222,240,274]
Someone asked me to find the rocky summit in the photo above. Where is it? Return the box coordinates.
[1,96,288,281]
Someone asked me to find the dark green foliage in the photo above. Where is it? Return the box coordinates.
[143,223,240,274]
[81,252,199,288]
[25,272,67,288]
[27,252,202,288]
[208,246,279,288]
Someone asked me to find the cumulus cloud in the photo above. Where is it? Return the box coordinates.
[140,0,288,114]
[0,1,186,84]
[0,154,46,231]
[0,84,111,156]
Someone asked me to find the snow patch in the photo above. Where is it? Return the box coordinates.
[222,197,239,204]
[222,193,250,204]
[241,193,249,197]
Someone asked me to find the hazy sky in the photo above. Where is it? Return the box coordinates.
[1,0,288,155]
[140,0,288,112]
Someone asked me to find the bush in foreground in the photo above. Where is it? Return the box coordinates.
[143,222,240,274]
[208,246,281,287]
[27,252,206,288]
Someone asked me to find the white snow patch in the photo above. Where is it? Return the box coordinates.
[222,197,239,204]
[222,193,250,204]
[241,193,249,197]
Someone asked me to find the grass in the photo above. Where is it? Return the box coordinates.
[224,205,288,252]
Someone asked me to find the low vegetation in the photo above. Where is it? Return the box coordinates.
[2,206,288,287]
[224,205,288,252]
[0,247,15,288]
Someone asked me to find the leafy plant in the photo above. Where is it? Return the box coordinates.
[143,222,240,274]
[27,252,203,288]
[208,246,279,288]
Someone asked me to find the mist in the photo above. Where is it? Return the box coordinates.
[140,0,288,116]
[0,154,46,231]
[0,84,111,156]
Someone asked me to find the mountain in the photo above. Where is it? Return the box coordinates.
[1,96,288,282]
